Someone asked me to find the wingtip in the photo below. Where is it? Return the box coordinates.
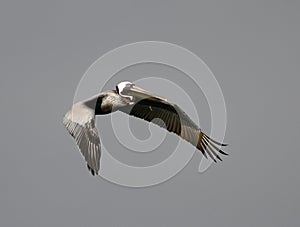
[87,164,98,176]
[219,150,229,156]
[216,155,223,161]
[203,134,228,147]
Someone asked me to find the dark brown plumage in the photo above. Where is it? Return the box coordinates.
[63,81,228,175]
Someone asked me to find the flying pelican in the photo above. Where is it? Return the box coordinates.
[63,81,228,175]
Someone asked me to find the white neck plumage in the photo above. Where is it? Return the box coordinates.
[116,81,134,101]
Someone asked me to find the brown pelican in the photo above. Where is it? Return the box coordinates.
[63,81,228,175]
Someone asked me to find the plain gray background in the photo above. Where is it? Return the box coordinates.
[1,0,300,226]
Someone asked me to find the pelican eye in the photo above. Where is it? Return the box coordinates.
[122,83,133,93]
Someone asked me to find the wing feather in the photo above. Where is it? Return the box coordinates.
[63,99,101,175]
[119,98,227,161]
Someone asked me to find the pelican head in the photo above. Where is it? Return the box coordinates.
[116,81,167,102]
[116,81,134,100]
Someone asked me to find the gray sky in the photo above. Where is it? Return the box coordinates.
[1,0,300,226]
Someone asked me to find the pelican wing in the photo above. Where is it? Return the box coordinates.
[63,97,101,175]
[119,98,227,161]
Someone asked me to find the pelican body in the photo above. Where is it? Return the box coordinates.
[63,81,227,175]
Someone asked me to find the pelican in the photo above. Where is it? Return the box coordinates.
[63,81,228,175]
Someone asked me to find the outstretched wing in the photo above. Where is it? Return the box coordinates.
[119,98,228,162]
[63,97,101,175]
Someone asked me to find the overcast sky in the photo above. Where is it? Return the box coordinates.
[1,1,300,226]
